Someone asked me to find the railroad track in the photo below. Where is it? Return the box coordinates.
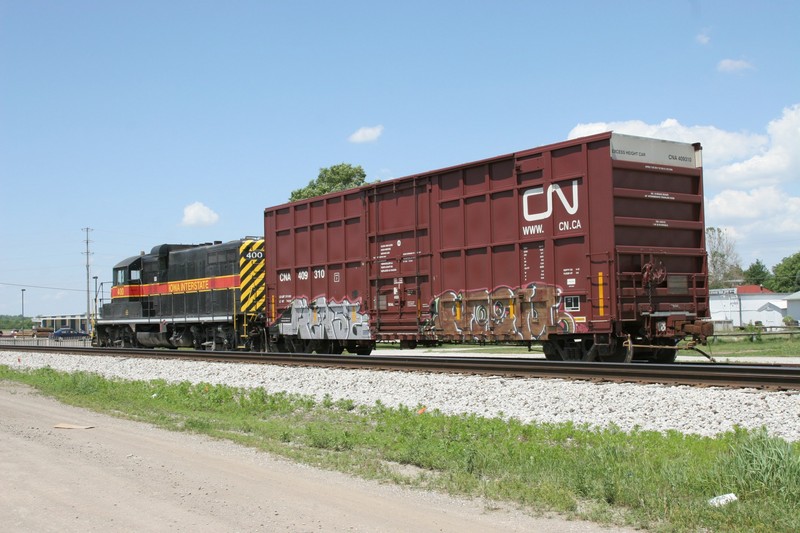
[3,344,799,390]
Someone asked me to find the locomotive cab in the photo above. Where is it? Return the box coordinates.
[108,255,144,311]
[114,257,141,287]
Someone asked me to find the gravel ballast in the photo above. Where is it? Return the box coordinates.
[2,350,799,442]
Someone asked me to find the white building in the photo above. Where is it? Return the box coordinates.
[37,314,90,333]
[786,291,800,325]
[709,286,790,329]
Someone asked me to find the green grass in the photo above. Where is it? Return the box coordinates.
[2,365,798,532]
[690,334,800,358]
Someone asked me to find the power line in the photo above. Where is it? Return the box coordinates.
[0,282,85,292]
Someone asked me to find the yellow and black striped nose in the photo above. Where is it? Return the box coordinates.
[239,239,265,313]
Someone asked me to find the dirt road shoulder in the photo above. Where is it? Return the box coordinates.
[1,380,634,532]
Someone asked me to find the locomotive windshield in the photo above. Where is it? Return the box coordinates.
[113,267,140,285]
[112,256,142,285]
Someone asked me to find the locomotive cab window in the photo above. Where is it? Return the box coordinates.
[564,295,580,312]
[113,268,140,284]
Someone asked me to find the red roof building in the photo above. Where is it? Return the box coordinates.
[735,285,774,294]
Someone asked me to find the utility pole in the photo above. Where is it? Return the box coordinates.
[83,227,93,334]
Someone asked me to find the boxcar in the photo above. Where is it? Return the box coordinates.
[264,132,712,361]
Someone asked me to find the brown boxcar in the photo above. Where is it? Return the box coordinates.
[264,132,712,361]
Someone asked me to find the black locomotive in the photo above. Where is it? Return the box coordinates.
[93,238,266,351]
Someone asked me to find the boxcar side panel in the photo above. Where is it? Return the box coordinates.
[265,193,373,349]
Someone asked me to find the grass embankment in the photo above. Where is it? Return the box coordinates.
[698,332,800,357]
[2,365,798,532]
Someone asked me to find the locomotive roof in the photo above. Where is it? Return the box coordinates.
[112,255,142,269]
[112,238,263,270]
[150,243,197,256]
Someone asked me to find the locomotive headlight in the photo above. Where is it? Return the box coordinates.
[657,321,667,333]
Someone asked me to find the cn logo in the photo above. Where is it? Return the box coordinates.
[522,180,579,222]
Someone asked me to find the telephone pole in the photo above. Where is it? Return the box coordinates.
[83,227,93,334]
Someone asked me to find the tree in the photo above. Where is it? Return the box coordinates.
[0,314,32,331]
[289,163,367,202]
[743,259,771,287]
[764,252,800,293]
[705,227,742,289]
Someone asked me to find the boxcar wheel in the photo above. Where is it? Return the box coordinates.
[329,341,345,355]
[649,339,679,363]
[543,342,562,361]
[653,349,678,363]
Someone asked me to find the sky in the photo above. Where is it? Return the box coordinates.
[1,1,799,318]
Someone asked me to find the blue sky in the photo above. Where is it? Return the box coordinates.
[1,1,799,318]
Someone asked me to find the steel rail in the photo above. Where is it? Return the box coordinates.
[2,344,799,390]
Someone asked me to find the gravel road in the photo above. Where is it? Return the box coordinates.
[2,380,636,532]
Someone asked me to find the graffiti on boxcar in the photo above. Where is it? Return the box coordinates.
[279,296,372,341]
[427,284,579,341]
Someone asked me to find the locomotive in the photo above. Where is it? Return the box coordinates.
[263,132,713,362]
[93,238,266,351]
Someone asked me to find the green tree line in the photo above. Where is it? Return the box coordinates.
[0,315,34,332]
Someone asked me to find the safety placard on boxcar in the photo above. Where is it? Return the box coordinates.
[610,133,699,169]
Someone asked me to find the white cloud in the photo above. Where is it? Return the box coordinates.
[713,104,800,188]
[707,187,785,221]
[717,58,754,73]
[707,187,800,266]
[181,202,219,227]
[569,104,800,268]
[696,32,710,45]
[348,125,384,143]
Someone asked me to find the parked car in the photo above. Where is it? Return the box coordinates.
[50,328,89,340]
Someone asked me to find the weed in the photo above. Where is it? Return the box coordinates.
[712,428,800,501]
